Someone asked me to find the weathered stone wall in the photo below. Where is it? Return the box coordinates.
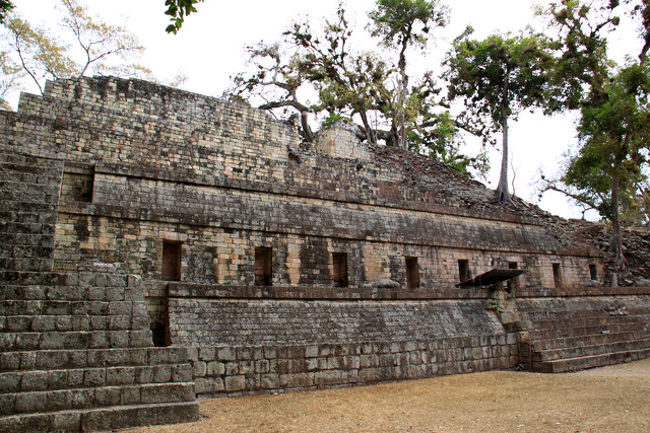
[502,291,650,372]
[165,283,517,397]
[0,113,200,431]
[0,77,601,299]
[187,337,517,397]
[169,298,503,346]
[5,76,648,429]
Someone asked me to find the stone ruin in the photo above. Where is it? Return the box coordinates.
[0,76,649,432]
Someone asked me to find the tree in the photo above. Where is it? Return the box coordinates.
[164,0,203,34]
[0,0,150,105]
[544,63,650,272]
[539,0,650,276]
[233,3,488,176]
[369,0,448,149]
[444,28,556,204]
[233,42,318,142]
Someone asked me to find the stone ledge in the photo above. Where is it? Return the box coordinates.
[0,401,200,433]
[166,282,490,301]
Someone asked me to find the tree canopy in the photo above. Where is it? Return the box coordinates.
[538,0,650,276]
[233,1,488,176]
[0,0,12,24]
[445,28,556,203]
[0,0,151,108]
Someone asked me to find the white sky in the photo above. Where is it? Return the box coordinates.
[9,0,638,221]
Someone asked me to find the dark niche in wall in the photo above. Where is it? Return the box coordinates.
[332,252,348,288]
[255,247,273,286]
[162,240,182,281]
[406,256,419,289]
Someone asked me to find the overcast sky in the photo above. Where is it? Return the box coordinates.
[10,0,638,221]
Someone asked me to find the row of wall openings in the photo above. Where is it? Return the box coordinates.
[161,242,598,289]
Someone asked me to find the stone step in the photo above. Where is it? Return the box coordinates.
[0,233,53,249]
[0,314,148,333]
[0,347,189,373]
[532,338,650,362]
[0,400,200,432]
[1,381,195,416]
[0,211,55,225]
[0,189,60,206]
[530,330,648,351]
[0,201,58,215]
[0,298,146,316]
[0,330,152,352]
[526,314,650,332]
[0,363,193,394]
[0,257,52,273]
[0,221,55,236]
[0,151,61,167]
[532,347,650,373]
[528,320,648,340]
[0,161,62,177]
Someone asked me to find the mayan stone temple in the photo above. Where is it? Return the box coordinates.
[1,76,649,431]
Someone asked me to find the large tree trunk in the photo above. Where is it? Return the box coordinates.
[300,111,313,143]
[395,38,409,150]
[359,110,377,145]
[610,177,626,285]
[496,99,513,205]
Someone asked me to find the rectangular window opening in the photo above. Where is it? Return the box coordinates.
[458,259,471,282]
[62,170,94,203]
[406,257,419,289]
[332,253,348,288]
[255,247,273,286]
[552,263,562,288]
[508,261,519,290]
[589,264,598,281]
[162,240,182,281]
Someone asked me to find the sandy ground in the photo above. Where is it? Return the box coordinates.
[127,358,650,433]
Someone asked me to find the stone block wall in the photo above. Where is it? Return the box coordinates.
[0,123,199,431]
[187,337,517,398]
[5,76,649,431]
[164,284,517,396]
[503,291,650,372]
[0,143,63,274]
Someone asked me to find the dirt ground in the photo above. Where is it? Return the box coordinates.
[128,358,650,433]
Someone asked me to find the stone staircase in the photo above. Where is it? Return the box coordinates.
[516,297,650,373]
[0,146,199,431]
[0,273,200,432]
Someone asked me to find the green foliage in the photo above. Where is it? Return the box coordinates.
[0,0,150,104]
[561,63,650,220]
[0,0,13,24]
[539,0,620,108]
[444,28,556,202]
[164,0,203,34]
[369,0,448,149]
[321,113,352,129]
[233,3,487,177]
[445,29,557,127]
[369,0,448,50]
[539,0,650,269]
